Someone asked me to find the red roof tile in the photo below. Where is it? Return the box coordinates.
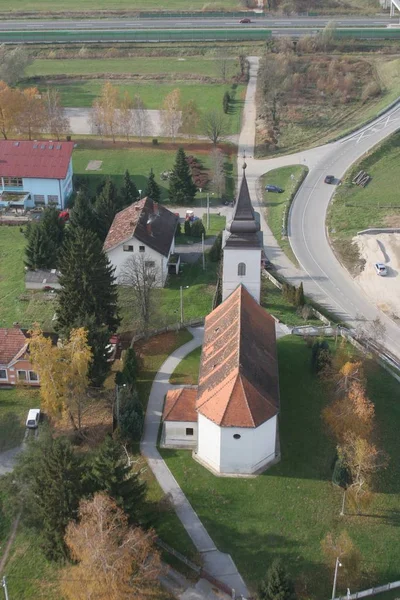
[0,140,74,180]
[196,285,280,428]
[163,388,198,422]
[0,328,28,365]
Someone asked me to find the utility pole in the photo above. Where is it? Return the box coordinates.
[2,576,9,600]
[207,193,210,230]
[202,233,205,270]
[180,285,184,324]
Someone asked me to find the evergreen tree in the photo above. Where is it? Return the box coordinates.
[69,191,97,234]
[11,431,83,561]
[184,219,191,236]
[121,169,139,208]
[191,219,206,237]
[295,282,305,307]
[95,178,121,241]
[122,347,139,388]
[258,560,296,600]
[209,231,223,262]
[168,147,197,204]
[88,435,146,523]
[24,206,65,270]
[223,91,230,114]
[145,168,161,203]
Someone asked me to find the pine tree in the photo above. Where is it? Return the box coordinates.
[122,347,139,388]
[88,435,146,523]
[121,169,139,208]
[209,231,223,262]
[258,560,296,600]
[184,219,191,236]
[295,282,305,307]
[223,91,230,114]
[95,178,121,241]
[145,168,161,203]
[168,147,197,204]
[69,192,97,234]
[25,206,65,269]
[191,219,206,237]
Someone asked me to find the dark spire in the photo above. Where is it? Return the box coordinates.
[226,169,259,234]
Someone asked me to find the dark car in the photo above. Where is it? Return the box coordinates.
[324,175,335,184]
[239,17,251,23]
[265,184,284,193]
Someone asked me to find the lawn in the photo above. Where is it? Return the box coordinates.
[169,346,201,385]
[2,0,241,12]
[161,336,400,598]
[262,165,308,266]
[73,145,236,204]
[261,277,322,327]
[0,388,40,452]
[327,132,400,270]
[175,214,226,245]
[0,227,57,329]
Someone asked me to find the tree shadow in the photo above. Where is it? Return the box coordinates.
[0,412,24,453]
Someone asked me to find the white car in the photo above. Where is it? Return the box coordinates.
[26,408,41,429]
[374,263,387,276]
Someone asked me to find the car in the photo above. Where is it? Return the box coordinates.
[265,185,284,193]
[324,175,335,184]
[374,263,387,276]
[239,18,251,23]
[26,408,41,429]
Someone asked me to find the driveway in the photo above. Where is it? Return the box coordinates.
[0,445,23,476]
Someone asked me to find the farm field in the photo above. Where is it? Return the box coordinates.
[1,0,241,12]
[161,336,400,598]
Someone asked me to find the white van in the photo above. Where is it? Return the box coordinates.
[26,408,41,429]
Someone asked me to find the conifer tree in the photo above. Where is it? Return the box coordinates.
[88,435,146,523]
[25,205,65,269]
[168,147,197,204]
[184,219,191,236]
[258,560,296,600]
[95,178,121,241]
[145,168,161,203]
[122,347,139,388]
[295,282,305,307]
[121,169,139,208]
[69,191,97,234]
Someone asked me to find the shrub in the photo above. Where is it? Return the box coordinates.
[223,91,230,114]
[209,231,223,262]
[152,138,158,145]
[191,219,206,237]
[184,220,191,236]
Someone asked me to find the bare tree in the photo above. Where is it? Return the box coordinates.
[0,45,32,86]
[181,100,201,138]
[118,90,134,141]
[161,88,182,139]
[215,51,230,82]
[89,82,119,142]
[201,111,228,146]
[44,88,70,141]
[210,148,226,199]
[120,254,161,334]
[132,94,150,142]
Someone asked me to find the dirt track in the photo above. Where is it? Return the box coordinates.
[353,233,400,318]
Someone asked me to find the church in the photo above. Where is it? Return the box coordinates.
[161,164,281,476]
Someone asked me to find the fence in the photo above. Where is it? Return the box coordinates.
[335,579,400,600]
[357,227,400,235]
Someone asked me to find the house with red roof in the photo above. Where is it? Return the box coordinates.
[104,197,179,286]
[0,140,74,211]
[0,328,39,387]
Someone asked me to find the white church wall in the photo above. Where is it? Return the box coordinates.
[219,416,277,474]
[162,421,197,448]
[196,414,221,471]
[222,247,261,303]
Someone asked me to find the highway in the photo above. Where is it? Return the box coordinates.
[0,16,393,31]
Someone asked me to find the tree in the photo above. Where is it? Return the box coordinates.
[181,99,200,138]
[191,219,206,237]
[121,169,139,208]
[121,347,139,388]
[145,168,161,203]
[90,82,119,142]
[95,178,121,240]
[201,110,228,146]
[118,386,144,443]
[69,191,97,234]
[132,94,150,142]
[258,559,296,600]
[215,50,230,82]
[210,147,226,199]
[161,88,182,139]
[294,282,305,307]
[61,493,161,600]
[223,91,230,114]
[25,206,65,270]
[168,147,197,204]
[0,45,32,85]
[118,90,134,141]
[88,436,146,523]
[18,87,46,140]
[0,81,19,139]
[311,339,331,374]
[120,253,161,334]
[10,431,83,561]
[321,531,361,587]
[184,219,191,236]
[44,87,70,140]
[209,231,222,262]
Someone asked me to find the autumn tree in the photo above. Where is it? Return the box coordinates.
[132,94,150,142]
[201,110,228,146]
[210,147,226,199]
[162,88,182,139]
[0,81,19,139]
[321,530,361,588]
[118,90,134,141]
[181,99,200,138]
[0,45,32,85]
[145,168,161,203]
[44,88,70,140]
[61,493,161,600]
[90,82,119,142]
[18,87,46,140]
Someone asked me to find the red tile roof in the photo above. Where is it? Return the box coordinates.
[196,285,280,428]
[0,328,28,365]
[103,197,178,257]
[0,140,74,180]
[163,388,198,422]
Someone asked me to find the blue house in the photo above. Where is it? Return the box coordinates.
[0,140,74,210]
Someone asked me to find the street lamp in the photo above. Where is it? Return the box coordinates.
[138,189,142,199]
[332,557,343,600]
[180,286,189,324]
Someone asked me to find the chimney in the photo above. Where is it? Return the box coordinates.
[153,201,159,216]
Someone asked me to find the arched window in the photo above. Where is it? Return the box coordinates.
[238,262,246,277]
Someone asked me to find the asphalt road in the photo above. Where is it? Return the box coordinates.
[289,105,400,360]
[0,16,393,30]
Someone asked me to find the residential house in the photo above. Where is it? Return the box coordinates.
[104,197,179,286]
[0,140,74,211]
[0,328,39,387]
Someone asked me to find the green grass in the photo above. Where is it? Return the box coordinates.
[1,0,241,12]
[161,336,400,598]
[202,213,225,236]
[262,165,308,265]
[169,346,201,385]
[0,227,57,329]
[73,146,236,203]
[327,132,400,270]
[261,277,322,327]
[0,388,41,452]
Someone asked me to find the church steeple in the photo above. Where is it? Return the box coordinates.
[227,157,260,235]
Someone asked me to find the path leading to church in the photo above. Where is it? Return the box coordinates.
[140,326,250,598]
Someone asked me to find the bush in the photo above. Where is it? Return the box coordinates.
[209,231,223,262]
[311,339,332,374]
[191,219,206,237]
[152,138,158,145]
[184,220,191,236]
[223,91,230,114]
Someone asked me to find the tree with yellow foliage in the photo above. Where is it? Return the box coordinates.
[28,326,92,430]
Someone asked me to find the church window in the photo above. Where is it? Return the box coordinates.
[186,428,194,436]
[233,434,241,440]
[238,263,246,277]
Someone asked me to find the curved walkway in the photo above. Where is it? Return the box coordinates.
[140,326,249,598]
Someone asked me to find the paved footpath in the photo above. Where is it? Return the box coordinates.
[140,326,249,598]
